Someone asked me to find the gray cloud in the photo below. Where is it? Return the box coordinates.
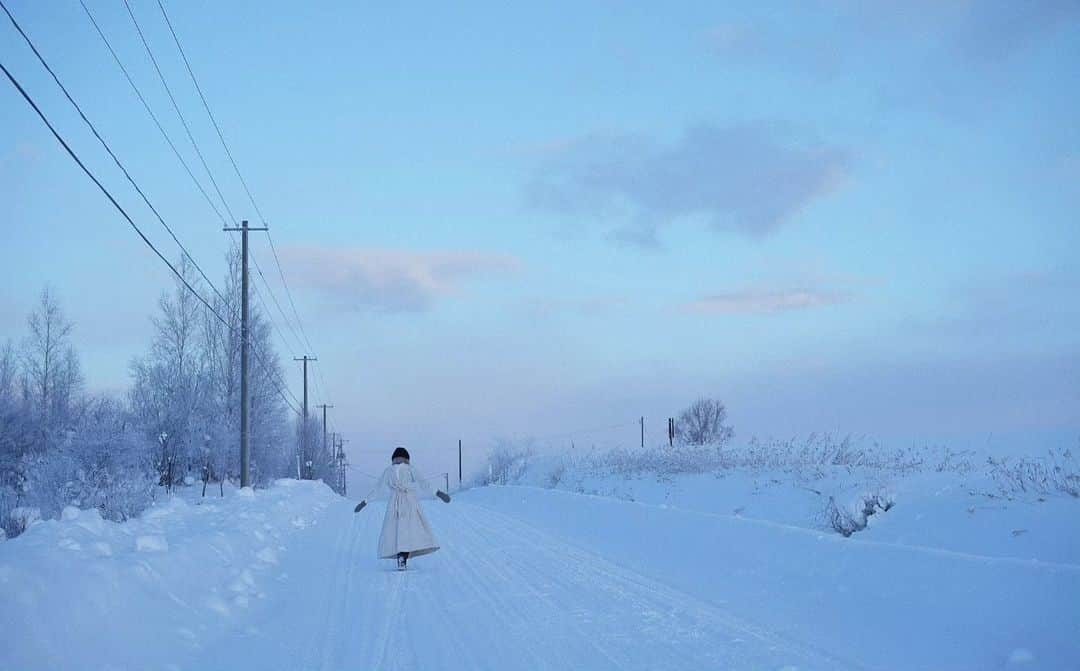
[705,3,1080,112]
[682,286,849,316]
[280,246,522,313]
[524,123,850,246]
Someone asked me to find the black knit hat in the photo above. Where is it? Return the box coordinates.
[391,446,410,462]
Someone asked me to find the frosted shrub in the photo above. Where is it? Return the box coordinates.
[987,447,1080,498]
[8,506,41,535]
[477,439,534,486]
[575,434,949,481]
[823,491,894,537]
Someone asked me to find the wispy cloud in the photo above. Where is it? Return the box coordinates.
[280,246,523,313]
[704,3,1080,112]
[682,286,849,316]
[524,123,850,247]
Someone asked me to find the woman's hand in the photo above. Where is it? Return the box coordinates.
[436,491,451,503]
[354,500,367,513]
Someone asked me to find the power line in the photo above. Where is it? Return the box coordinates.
[77,0,228,230]
[149,0,320,361]
[155,0,266,225]
[122,0,321,415]
[122,0,237,225]
[0,0,224,304]
[265,231,317,354]
[2,0,301,418]
[0,59,226,327]
[250,249,308,354]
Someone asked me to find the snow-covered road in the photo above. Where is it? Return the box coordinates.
[191,498,851,671]
[6,479,1074,670]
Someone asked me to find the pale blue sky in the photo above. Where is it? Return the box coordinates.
[3,1,1078,475]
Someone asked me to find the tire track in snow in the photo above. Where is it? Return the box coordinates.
[448,501,867,671]
[314,508,364,670]
[299,505,356,671]
[446,507,633,669]
[185,495,867,670]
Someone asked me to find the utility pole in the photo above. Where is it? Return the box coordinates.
[316,403,333,470]
[223,219,267,488]
[294,355,317,478]
[640,416,645,448]
[337,435,349,495]
[458,439,462,490]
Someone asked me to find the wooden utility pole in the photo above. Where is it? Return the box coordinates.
[223,219,267,488]
[316,403,333,468]
[294,355,317,478]
[337,435,349,495]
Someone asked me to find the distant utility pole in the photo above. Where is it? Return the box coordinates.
[316,403,333,467]
[336,435,349,495]
[458,439,462,490]
[294,355,317,478]
[223,219,267,488]
[668,418,675,447]
[640,416,645,448]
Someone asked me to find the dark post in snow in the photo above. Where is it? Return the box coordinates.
[224,219,267,488]
[458,439,462,489]
[317,403,333,475]
[668,418,675,447]
[337,435,349,495]
[640,416,645,448]
[294,355,317,478]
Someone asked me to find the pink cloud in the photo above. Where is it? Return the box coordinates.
[682,287,849,315]
[279,246,523,313]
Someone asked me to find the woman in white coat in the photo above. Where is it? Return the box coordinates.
[354,447,451,570]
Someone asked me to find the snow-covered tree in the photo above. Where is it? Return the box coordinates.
[675,398,734,447]
[20,288,83,453]
[129,259,207,486]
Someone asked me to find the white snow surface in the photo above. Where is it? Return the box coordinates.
[0,472,1077,670]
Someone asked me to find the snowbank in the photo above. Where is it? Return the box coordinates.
[0,479,340,671]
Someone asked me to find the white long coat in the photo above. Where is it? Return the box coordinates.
[364,461,440,559]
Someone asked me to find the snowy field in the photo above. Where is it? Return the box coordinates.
[1,457,1077,671]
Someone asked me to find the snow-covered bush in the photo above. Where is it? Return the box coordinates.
[8,506,41,536]
[573,433,955,482]
[987,447,1080,498]
[822,491,894,537]
[475,439,534,486]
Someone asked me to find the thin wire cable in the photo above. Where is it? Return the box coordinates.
[250,249,308,354]
[141,0,323,406]
[155,0,266,225]
[77,0,227,230]
[0,0,224,303]
[151,0,320,360]
[265,231,317,353]
[122,0,237,225]
[249,285,306,409]
[0,59,226,327]
[4,1,300,415]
